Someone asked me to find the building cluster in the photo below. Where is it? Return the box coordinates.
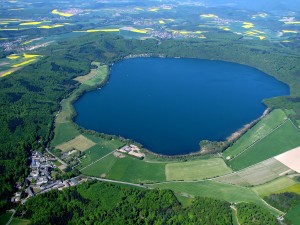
[11,151,81,203]
[117,144,145,159]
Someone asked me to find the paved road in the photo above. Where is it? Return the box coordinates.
[87,176,147,189]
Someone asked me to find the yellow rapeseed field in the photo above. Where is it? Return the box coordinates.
[11,59,36,68]
[52,9,73,17]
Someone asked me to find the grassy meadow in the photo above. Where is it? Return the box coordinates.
[10,218,31,225]
[56,134,96,152]
[148,181,280,215]
[77,139,124,169]
[252,177,296,196]
[224,109,287,159]
[228,120,300,170]
[81,153,166,183]
[165,158,232,181]
[51,122,80,147]
[215,158,291,186]
[108,157,166,183]
[285,204,300,225]
[0,212,13,225]
[275,183,300,195]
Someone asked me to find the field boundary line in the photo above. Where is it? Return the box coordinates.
[260,198,285,215]
[290,118,300,131]
[80,150,116,171]
[229,119,288,161]
[143,160,170,164]
[86,176,147,189]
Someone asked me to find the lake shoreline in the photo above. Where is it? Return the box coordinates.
[73,57,288,157]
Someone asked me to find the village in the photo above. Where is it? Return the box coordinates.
[11,151,84,204]
[11,144,145,204]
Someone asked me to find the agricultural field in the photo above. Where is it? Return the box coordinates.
[80,154,118,177]
[51,61,111,149]
[10,218,30,225]
[80,152,166,183]
[56,134,96,152]
[74,62,108,86]
[215,158,292,186]
[275,146,300,173]
[252,177,296,196]
[77,139,124,169]
[223,109,287,159]
[83,65,109,86]
[228,120,300,170]
[285,204,300,225]
[0,53,42,77]
[165,158,232,181]
[274,183,300,195]
[148,181,280,215]
[51,122,80,147]
[108,157,166,183]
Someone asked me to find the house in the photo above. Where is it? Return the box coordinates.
[26,187,34,197]
[70,178,78,186]
[128,151,145,159]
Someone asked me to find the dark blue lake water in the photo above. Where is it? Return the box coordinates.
[74,58,289,155]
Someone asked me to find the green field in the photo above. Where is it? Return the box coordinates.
[56,134,96,152]
[215,158,291,186]
[77,140,123,169]
[252,177,296,196]
[285,204,300,225]
[84,65,108,86]
[231,208,239,225]
[166,158,232,181]
[81,154,118,177]
[229,120,300,170]
[51,62,109,148]
[149,181,261,204]
[10,218,30,225]
[108,157,166,183]
[274,183,300,195]
[148,181,280,215]
[0,212,12,225]
[81,153,166,183]
[51,122,80,147]
[224,109,287,159]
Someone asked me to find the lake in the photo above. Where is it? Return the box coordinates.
[74,58,289,155]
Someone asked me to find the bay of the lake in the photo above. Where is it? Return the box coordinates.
[74,58,289,155]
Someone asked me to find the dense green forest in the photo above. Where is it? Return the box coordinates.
[1,32,300,213]
[264,192,300,212]
[16,180,277,225]
[236,203,278,225]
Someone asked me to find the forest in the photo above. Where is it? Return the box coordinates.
[1,32,300,214]
[16,180,278,225]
